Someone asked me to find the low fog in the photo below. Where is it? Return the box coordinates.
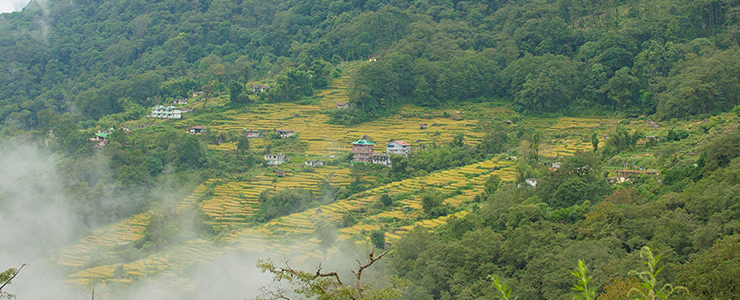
[0,140,84,298]
[0,139,379,299]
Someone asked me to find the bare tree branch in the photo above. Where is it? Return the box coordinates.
[352,247,388,282]
[312,264,344,286]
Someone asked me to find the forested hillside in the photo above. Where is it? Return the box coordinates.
[2,0,740,299]
[2,0,740,130]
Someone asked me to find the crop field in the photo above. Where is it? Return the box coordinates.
[193,166,353,226]
[204,104,486,156]
[232,157,516,249]
[56,64,648,288]
[201,69,488,157]
[56,213,151,269]
[66,239,220,287]
[56,157,516,286]
[537,117,614,158]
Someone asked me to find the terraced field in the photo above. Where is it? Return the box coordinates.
[539,117,617,157]
[56,213,151,269]
[204,68,488,156]
[187,167,353,227]
[56,157,515,286]
[55,62,634,289]
[231,157,517,251]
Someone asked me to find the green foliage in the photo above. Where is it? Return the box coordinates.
[178,135,208,169]
[665,129,689,142]
[530,131,542,163]
[656,48,740,119]
[2,0,740,132]
[420,190,443,215]
[591,133,599,152]
[370,230,386,249]
[477,125,511,155]
[570,259,596,300]
[701,128,740,172]
[628,246,687,300]
[484,175,501,195]
[489,274,513,300]
[160,77,198,100]
[268,68,314,102]
[255,189,315,222]
[677,234,740,300]
[604,128,644,155]
[341,211,360,228]
[380,194,393,206]
[389,129,740,299]
[228,81,251,105]
[315,220,338,256]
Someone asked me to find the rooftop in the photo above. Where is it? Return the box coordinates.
[388,140,409,146]
[352,139,375,145]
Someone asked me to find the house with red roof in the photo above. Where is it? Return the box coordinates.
[386,140,410,156]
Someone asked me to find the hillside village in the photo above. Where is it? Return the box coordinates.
[3,0,740,298]
[51,67,703,296]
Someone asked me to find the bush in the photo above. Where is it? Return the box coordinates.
[380,194,393,206]
[370,230,386,249]
[666,128,689,141]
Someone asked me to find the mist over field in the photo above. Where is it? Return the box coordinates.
[0,140,84,298]
[0,139,371,299]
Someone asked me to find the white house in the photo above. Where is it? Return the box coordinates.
[264,152,287,165]
[386,140,410,156]
[371,153,392,167]
[188,126,207,134]
[149,105,182,119]
[304,159,325,167]
[525,178,539,188]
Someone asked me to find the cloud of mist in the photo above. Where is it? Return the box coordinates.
[0,140,86,298]
[0,139,382,300]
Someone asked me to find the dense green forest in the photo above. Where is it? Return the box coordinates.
[390,127,740,299]
[2,0,740,299]
[3,0,740,129]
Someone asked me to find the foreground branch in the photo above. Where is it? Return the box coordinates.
[352,246,388,282]
[0,264,26,292]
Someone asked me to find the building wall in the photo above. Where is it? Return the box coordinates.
[352,144,374,162]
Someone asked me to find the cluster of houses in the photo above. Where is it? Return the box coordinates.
[266,153,327,178]
[184,127,298,138]
[608,169,660,184]
[266,136,414,178]
[351,138,411,167]
[520,161,660,188]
